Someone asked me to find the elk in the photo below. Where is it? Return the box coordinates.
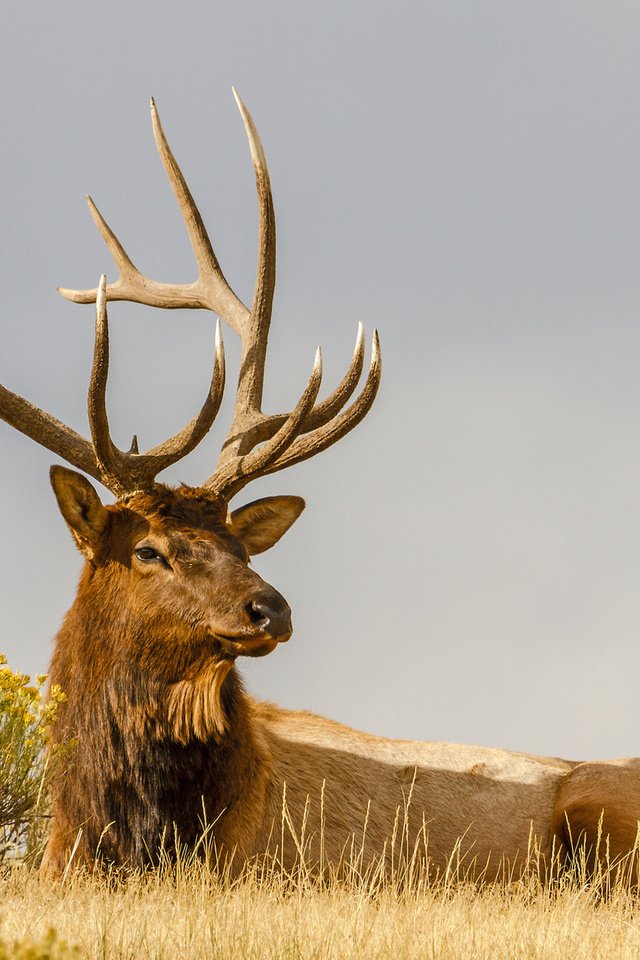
[2,92,639,881]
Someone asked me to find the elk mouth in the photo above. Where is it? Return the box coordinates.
[209,629,290,659]
[208,600,293,658]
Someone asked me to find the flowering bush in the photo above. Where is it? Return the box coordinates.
[0,655,66,861]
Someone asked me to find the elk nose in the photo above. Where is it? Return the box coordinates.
[247,597,292,641]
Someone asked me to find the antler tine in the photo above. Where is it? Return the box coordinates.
[304,322,364,430]
[207,348,323,499]
[58,100,249,334]
[263,330,381,475]
[87,275,119,483]
[231,88,276,416]
[250,322,366,441]
[204,322,364,467]
[150,99,249,333]
[205,330,380,499]
[85,282,226,496]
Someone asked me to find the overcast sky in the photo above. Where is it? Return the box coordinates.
[1,1,639,761]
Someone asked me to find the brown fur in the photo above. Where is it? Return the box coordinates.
[551,759,640,880]
[40,472,640,881]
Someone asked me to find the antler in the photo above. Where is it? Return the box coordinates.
[0,275,225,499]
[59,91,381,501]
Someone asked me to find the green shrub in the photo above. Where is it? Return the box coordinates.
[0,655,66,861]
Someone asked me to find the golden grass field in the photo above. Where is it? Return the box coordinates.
[4,661,640,958]
[2,858,640,960]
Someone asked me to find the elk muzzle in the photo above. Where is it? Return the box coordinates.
[214,588,292,658]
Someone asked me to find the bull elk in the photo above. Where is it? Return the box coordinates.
[2,92,639,881]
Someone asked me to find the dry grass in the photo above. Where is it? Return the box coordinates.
[2,654,639,960]
[2,856,640,960]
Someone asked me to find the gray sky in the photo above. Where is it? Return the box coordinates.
[1,1,639,761]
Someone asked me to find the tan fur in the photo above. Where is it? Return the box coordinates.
[219,698,573,879]
[188,696,640,883]
[167,659,235,744]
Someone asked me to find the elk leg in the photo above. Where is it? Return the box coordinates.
[552,759,640,883]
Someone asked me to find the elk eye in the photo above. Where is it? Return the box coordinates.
[135,546,162,563]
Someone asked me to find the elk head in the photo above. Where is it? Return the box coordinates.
[0,91,381,671]
[50,466,302,664]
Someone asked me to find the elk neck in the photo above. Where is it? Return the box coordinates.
[47,485,273,867]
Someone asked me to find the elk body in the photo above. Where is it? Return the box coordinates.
[2,93,640,880]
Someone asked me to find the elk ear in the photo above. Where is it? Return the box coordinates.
[50,466,109,560]
[228,496,305,556]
